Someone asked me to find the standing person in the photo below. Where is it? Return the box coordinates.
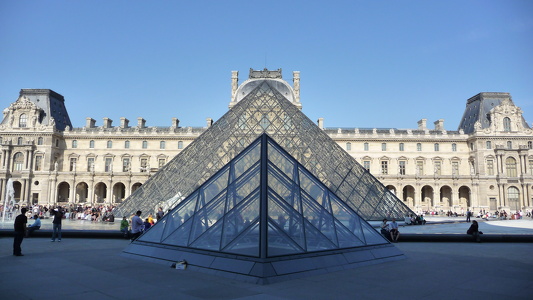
[156,207,164,221]
[51,206,64,242]
[130,211,144,241]
[120,216,130,238]
[466,209,471,222]
[13,207,28,256]
[389,218,400,242]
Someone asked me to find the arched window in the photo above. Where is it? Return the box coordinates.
[107,140,112,148]
[507,186,519,210]
[72,140,78,148]
[503,117,511,132]
[19,114,27,127]
[434,143,440,151]
[346,142,351,151]
[37,137,43,145]
[89,140,95,148]
[142,141,148,149]
[364,142,369,151]
[17,137,23,145]
[13,152,24,171]
[160,141,166,149]
[506,157,517,177]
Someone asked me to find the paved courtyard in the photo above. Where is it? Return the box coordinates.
[1,217,532,299]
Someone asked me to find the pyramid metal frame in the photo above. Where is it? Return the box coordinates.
[115,78,414,221]
[123,133,403,284]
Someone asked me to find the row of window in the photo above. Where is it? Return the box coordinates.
[72,140,185,150]
[346,142,458,152]
[363,160,460,176]
[485,141,533,150]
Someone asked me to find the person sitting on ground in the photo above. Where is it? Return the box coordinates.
[389,218,400,242]
[26,215,41,237]
[380,218,390,237]
[404,215,412,225]
[418,214,426,225]
[467,220,482,242]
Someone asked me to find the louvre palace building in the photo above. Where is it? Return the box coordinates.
[0,69,532,215]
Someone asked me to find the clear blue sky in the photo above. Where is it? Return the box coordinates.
[1,0,532,130]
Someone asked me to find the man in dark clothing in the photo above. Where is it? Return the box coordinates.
[51,206,64,242]
[13,207,28,256]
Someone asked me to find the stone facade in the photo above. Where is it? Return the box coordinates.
[0,71,532,214]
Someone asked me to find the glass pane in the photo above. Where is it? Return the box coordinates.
[189,220,224,251]
[268,191,305,250]
[233,140,261,181]
[199,168,229,210]
[361,221,389,245]
[301,193,337,246]
[138,218,166,243]
[188,191,227,244]
[162,192,197,239]
[303,219,336,252]
[299,168,328,209]
[162,218,193,246]
[268,141,295,180]
[221,191,260,249]
[223,220,260,257]
[267,220,304,256]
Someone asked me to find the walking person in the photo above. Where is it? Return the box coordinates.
[51,206,64,242]
[13,207,28,256]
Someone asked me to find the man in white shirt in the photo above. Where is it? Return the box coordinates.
[389,218,400,242]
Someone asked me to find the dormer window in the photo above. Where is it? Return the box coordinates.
[19,114,27,128]
[503,117,511,132]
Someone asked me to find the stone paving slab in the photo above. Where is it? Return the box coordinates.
[1,237,531,299]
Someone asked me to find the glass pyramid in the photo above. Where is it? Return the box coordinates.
[137,134,388,258]
[115,77,414,221]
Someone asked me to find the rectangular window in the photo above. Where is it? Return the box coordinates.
[69,158,76,172]
[416,161,424,176]
[105,158,112,172]
[452,161,459,176]
[529,160,533,175]
[346,143,351,151]
[487,160,494,175]
[417,143,422,151]
[434,143,440,151]
[159,158,165,168]
[87,158,95,172]
[125,141,130,149]
[363,160,370,170]
[434,161,441,175]
[381,161,388,175]
[178,141,184,149]
[486,141,492,149]
[364,143,369,151]
[452,143,457,152]
[399,143,404,151]
[123,158,130,172]
[35,156,42,171]
[399,161,406,175]
[142,141,148,149]
[141,158,148,172]
[381,143,387,151]
[160,141,166,149]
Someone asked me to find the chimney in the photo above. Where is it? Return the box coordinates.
[137,117,146,128]
[102,118,113,128]
[417,119,427,130]
[317,118,324,129]
[171,118,180,128]
[231,71,239,101]
[120,117,129,128]
[434,119,444,131]
[206,118,213,128]
[86,118,96,128]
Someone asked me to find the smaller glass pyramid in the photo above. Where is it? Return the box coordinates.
[137,133,388,258]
